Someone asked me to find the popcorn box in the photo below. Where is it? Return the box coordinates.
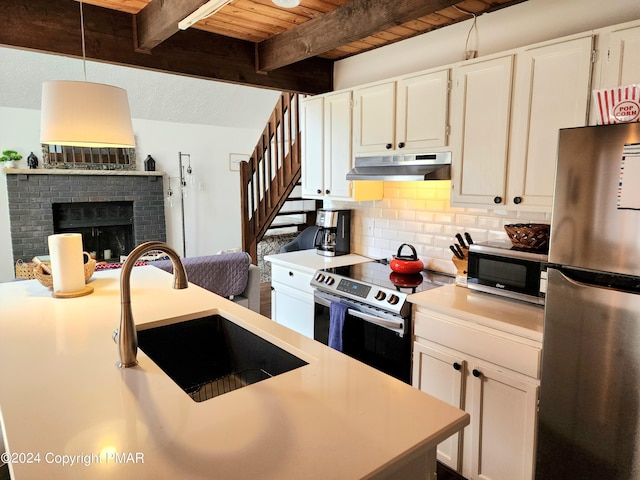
[593,84,640,125]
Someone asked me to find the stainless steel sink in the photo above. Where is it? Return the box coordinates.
[137,315,308,402]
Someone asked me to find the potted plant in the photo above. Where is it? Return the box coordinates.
[1,150,23,168]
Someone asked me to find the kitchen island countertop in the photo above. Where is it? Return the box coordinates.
[0,266,468,479]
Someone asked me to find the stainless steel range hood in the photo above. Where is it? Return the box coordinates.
[346,152,451,181]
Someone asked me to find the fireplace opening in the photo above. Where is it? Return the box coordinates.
[53,202,134,261]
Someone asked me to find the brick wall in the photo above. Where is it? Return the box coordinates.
[6,172,166,264]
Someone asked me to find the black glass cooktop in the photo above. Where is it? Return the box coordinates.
[321,260,454,294]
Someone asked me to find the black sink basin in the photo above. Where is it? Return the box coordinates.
[137,315,308,402]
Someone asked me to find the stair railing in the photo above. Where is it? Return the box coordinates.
[240,92,302,263]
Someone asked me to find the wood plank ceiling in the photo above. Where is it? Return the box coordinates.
[0,0,527,94]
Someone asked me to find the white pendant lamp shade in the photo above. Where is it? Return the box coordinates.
[40,80,135,148]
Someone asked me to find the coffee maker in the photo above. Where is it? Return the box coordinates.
[314,209,351,256]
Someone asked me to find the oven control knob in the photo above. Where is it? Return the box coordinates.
[315,273,325,283]
[388,294,400,305]
[325,276,335,285]
[375,290,386,301]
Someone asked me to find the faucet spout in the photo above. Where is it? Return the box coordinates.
[114,241,188,368]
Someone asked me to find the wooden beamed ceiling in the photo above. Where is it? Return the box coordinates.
[0,0,527,94]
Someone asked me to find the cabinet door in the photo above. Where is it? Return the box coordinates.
[413,341,465,472]
[301,96,324,198]
[396,69,450,150]
[324,91,353,199]
[507,36,594,211]
[450,56,514,207]
[600,24,640,89]
[271,283,314,338]
[353,81,396,154]
[464,362,538,480]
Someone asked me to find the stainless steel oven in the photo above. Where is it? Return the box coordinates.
[311,261,453,384]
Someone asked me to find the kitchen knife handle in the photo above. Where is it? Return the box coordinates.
[455,233,467,249]
[464,232,474,245]
[450,245,463,260]
[454,244,465,259]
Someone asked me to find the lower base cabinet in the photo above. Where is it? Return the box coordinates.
[412,309,540,480]
[270,264,315,338]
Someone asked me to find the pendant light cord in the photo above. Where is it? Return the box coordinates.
[79,1,87,81]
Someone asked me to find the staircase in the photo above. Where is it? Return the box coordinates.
[240,92,320,264]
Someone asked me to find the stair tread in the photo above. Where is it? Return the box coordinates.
[268,222,308,229]
[276,210,314,215]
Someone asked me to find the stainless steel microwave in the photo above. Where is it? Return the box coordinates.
[467,240,548,305]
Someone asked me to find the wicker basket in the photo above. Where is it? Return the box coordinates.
[504,223,550,250]
[34,259,96,289]
[15,260,37,279]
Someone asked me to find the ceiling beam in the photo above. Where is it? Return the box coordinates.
[135,0,209,51]
[0,0,333,94]
[257,0,463,72]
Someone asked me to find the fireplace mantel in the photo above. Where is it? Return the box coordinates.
[3,168,163,177]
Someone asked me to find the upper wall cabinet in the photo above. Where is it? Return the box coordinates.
[450,55,514,207]
[507,35,594,212]
[301,92,383,201]
[353,69,450,155]
[591,21,640,124]
[451,35,594,211]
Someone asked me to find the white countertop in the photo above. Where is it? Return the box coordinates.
[264,250,373,271]
[408,284,544,342]
[0,266,468,479]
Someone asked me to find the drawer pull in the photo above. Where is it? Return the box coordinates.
[288,271,294,276]
[453,362,462,371]
[472,368,482,378]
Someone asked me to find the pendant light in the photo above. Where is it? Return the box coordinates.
[40,2,135,148]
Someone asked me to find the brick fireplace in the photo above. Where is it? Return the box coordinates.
[5,170,166,265]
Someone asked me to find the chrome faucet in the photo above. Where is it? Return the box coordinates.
[113,241,188,368]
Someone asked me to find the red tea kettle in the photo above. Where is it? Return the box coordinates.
[390,243,424,274]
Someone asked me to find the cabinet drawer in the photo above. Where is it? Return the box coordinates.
[271,265,314,295]
[415,311,541,379]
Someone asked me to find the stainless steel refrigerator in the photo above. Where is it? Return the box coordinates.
[536,122,640,479]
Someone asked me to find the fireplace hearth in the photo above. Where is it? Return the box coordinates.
[6,170,166,267]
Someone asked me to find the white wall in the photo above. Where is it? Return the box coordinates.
[334,0,640,89]
[0,108,262,282]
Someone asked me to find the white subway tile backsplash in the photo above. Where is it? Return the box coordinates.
[434,212,456,224]
[398,209,416,221]
[348,182,549,274]
[416,211,436,223]
[426,200,449,211]
[454,214,478,228]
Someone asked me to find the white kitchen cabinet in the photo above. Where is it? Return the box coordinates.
[413,342,464,471]
[450,55,514,207]
[270,263,315,338]
[353,69,450,155]
[301,92,383,201]
[413,308,541,480]
[591,21,640,124]
[507,35,594,211]
[451,35,594,211]
[598,22,640,90]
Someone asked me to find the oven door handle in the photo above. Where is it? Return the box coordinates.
[314,291,405,332]
[346,309,404,330]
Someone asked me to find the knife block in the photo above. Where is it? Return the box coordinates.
[452,255,468,286]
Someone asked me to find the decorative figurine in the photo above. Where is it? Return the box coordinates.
[144,155,156,172]
[27,152,39,169]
